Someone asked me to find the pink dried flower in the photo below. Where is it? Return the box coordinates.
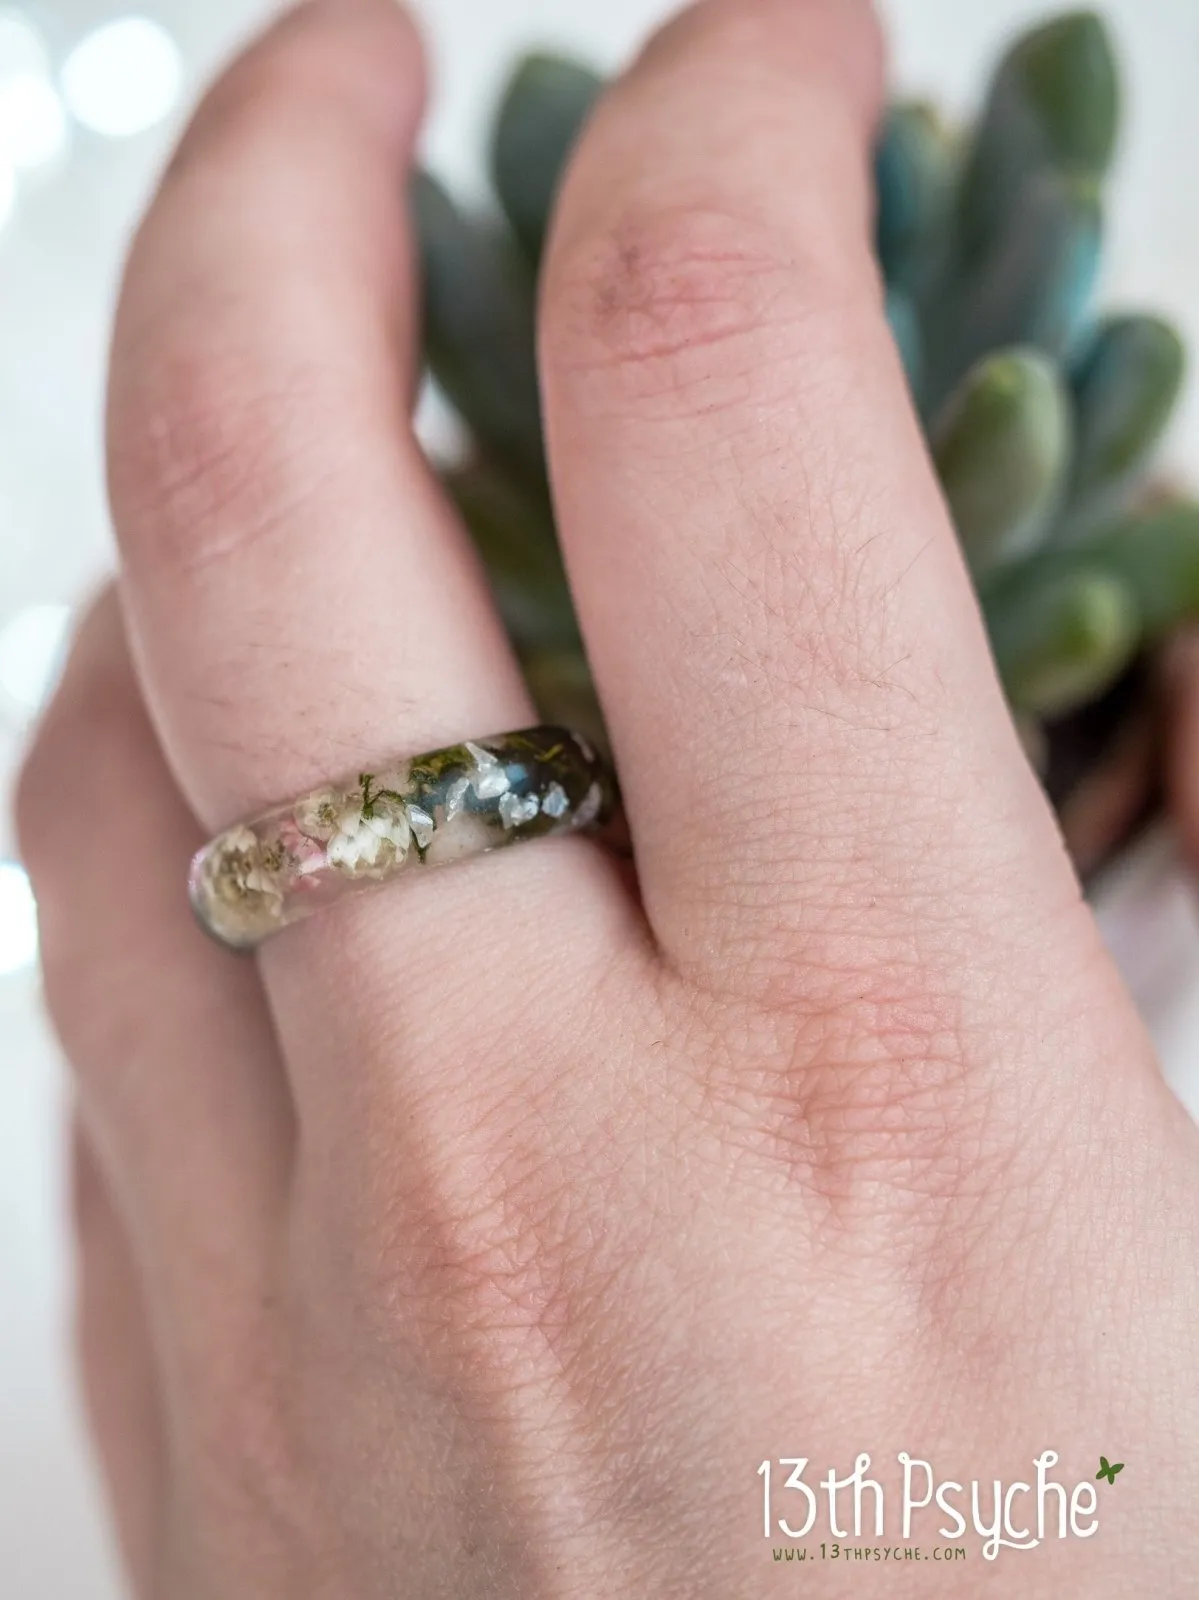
[278,816,327,874]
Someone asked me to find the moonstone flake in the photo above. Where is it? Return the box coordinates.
[189,726,613,950]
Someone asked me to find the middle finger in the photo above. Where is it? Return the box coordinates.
[540,0,1094,1004]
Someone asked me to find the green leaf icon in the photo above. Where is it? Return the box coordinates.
[1096,1456,1125,1484]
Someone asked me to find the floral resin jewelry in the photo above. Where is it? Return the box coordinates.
[189,725,613,950]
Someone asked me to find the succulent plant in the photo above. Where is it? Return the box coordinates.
[412,11,1196,883]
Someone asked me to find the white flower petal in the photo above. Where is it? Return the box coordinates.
[294,789,342,840]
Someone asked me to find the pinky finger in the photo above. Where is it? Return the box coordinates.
[72,1117,165,1599]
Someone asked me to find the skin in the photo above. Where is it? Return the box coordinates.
[16,0,1199,1592]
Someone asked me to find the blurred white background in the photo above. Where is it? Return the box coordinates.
[2,0,1198,1593]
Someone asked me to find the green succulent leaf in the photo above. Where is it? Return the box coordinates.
[959,10,1119,262]
[442,461,580,653]
[490,52,605,267]
[933,347,1071,575]
[1078,502,1199,637]
[411,169,544,483]
[875,101,955,293]
[985,564,1139,717]
[1060,313,1186,538]
[520,646,607,752]
[927,169,1102,411]
[986,502,1199,664]
[984,501,1199,719]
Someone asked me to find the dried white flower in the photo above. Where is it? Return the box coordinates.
[294,788,344,842]
[212,826,284,916]
[327,804,410,875]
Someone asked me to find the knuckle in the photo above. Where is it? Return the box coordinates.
[341,1016,628,1385]
[108,329,250,562]
[697,952,1008,1214]
[545,201,836,411]
[544,195,878,425]
[378,1125,590,1364]
[789,980,981,1183]
[108,313,330,578]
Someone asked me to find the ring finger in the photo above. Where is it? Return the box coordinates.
[106,0,632,1147]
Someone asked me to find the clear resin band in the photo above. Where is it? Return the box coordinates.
[189,726,612,950]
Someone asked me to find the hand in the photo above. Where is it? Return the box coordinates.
[18,0,1199,1593]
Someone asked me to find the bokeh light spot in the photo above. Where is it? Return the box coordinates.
[62,17,182,139]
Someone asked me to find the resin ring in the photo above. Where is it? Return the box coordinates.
[189,726,613,951]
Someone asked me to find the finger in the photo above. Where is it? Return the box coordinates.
[17,590,292,1380]
[72,1118,165,1599]
[109,0,531,831]
[107,0,630,1132]
[109,0,538,830]
[540,0,1097,1000]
